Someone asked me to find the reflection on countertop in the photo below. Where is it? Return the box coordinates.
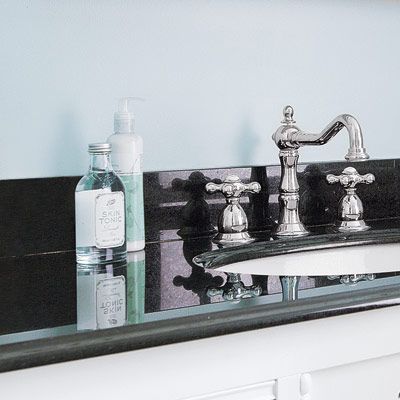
[1,226,400,345]
[2,159,400,372]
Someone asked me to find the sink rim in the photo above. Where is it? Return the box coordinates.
[193,228,400,276]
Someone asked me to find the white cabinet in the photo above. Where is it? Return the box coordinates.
[2,305,400,400]
[310,354,400,400]
[182,381,276,400]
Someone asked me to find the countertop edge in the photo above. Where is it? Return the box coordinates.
[1,284,399,374]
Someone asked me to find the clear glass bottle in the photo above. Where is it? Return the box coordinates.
[75,143,126,264]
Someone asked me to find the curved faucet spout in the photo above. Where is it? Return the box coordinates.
[272,105,371,237]
[292,114,370,161]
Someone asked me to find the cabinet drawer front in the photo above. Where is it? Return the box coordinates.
[311,353,400,400]
[183,381,276,400]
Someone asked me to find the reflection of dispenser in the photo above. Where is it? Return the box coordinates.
[77,261,127,331]
[127,251,146,324]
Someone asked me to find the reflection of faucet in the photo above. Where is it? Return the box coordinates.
[207,273,262,301]
[272,105,370,237]
[280,276,300,302]
[328,274,376,286]
[173,237,224,304]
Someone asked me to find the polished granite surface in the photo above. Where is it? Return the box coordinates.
[1,159,399,257]
[2,159,400,372]
[2,224,400,373]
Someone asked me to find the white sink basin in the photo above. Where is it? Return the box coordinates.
[194,242,400,277]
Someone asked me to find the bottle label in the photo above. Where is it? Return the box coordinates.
[96,276,126,329]
[95,192,125,248]
[76,189,109,248]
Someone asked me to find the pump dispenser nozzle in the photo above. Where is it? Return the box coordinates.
[114,97,144,134]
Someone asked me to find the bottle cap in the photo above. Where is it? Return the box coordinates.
[114,97,144,134]
[88,143,111,153]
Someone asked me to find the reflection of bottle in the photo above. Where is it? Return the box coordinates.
[77,261,127,331]
[107,98,145,252]
[75,143,126,264]
[126,251,145,324]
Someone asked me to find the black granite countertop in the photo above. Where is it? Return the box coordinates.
[2,219,400,373]
[2,159,400,373]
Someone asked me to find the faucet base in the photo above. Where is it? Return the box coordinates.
[212,231,255,246]
[336,219,370,232]
[274,222,309,237]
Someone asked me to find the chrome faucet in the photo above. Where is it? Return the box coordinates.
[326,167,375,232]
[205,175,261,245]
[272,105,370,237]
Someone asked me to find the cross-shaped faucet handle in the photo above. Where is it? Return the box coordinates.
[205,175,261,201]
[326,166,375,232]
[205,175,261,245]
[326,167,375,189]
[207,273,262,301]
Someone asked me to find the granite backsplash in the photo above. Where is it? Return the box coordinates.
[0,158,398,258]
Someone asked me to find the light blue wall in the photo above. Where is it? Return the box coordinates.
[1,0,400,179]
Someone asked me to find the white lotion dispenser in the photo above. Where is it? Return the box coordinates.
[108,97,145,251]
